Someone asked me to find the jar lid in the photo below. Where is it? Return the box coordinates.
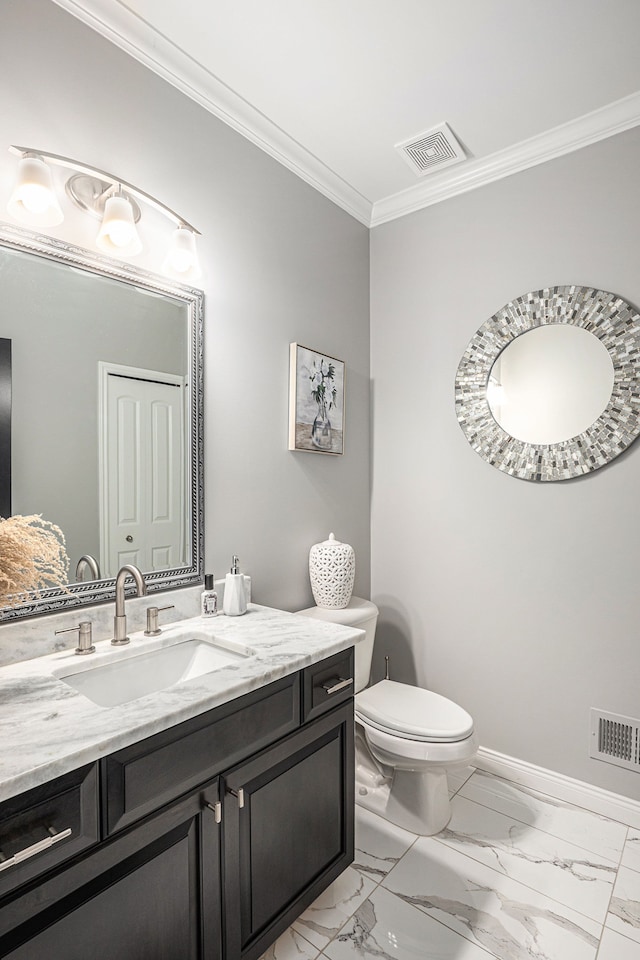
[316,532,344,547]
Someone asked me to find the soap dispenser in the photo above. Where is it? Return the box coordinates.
[223,555,247,616]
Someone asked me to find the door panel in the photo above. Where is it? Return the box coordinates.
[223,703,354,960]
[249,735,343,931]
[100,364,184,577]
[151,399,173,521]
[115,394,141,527]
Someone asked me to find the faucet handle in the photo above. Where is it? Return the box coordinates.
[144,605,175,637]
[55,621,95,656]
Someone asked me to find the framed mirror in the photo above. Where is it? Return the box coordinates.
[455,285,640,481]
[0,222,203,621]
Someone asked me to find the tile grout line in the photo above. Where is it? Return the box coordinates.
[595,823,631,959]
[425,823,614,930]
[450,790,626,867]
[344,864,502,960]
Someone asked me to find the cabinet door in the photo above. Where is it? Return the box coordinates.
[223,701,354,960]
[0,782,222,960]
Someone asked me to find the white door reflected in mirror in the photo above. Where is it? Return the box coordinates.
[487,324,615,445]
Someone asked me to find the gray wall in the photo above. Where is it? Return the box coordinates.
[0,0,371,610]
[370,126,640,799]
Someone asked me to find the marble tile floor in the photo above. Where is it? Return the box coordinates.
[260,766,640,960]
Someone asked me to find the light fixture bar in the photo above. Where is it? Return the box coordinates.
[9,145,200,235]
[65,174,143,223]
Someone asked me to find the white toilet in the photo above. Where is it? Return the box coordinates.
[299,597,477,835]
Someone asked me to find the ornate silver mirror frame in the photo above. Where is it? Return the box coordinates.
[455,285,640,481]
[0,222,204,621]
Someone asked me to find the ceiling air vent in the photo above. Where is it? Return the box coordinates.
[396,122,466,177]
[590,708,640,772]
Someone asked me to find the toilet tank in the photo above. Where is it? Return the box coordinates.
[297,597,378,693]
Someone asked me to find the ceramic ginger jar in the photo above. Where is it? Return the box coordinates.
[309,533,355,609]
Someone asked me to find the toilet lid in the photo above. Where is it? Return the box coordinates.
[355,680,474,742]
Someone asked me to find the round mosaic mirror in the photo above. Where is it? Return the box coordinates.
[455,285,640,481]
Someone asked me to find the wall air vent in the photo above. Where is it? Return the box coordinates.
[590,708,640,772]
[396,122,466,177]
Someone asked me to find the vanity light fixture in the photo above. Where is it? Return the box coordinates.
[6,146,201,281]
[6,153,64,227]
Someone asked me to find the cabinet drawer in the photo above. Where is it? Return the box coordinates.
[302,648,354,722]
[0,764,98,899]
[102,672,300,834]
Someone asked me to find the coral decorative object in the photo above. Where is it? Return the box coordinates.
[309,533,355,609]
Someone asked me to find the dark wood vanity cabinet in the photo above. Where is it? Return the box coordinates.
[0,650,355,960]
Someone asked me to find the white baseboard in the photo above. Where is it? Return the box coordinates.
[475,747,640,829]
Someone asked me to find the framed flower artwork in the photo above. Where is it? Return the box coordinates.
[288,343,345,455]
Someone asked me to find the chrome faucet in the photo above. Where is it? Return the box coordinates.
[112,564,147,645]
[75,554,101,582]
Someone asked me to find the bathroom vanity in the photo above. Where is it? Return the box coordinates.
[0,606,361,960]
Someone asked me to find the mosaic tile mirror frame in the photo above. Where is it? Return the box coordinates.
[455,285,640,482]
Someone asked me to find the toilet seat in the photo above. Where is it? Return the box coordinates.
[359,719,478,767]
[355,679,474,743]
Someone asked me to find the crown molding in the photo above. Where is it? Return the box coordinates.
[50,2,640,230]
[371,90,640,226]
[51,0,373,226]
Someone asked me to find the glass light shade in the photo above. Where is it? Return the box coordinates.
[96,195,142,257]
[164,227,201,280]
[7,156,64,226]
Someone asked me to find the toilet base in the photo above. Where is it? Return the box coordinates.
[385,767,451,835]
[355,734,453,836]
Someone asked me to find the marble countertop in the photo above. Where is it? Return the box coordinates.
[0,604,363,803]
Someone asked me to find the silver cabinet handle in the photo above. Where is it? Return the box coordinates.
[0,826,72,873]
[227,787,245,808]
[206,801,222,824]
[321,677,353,695]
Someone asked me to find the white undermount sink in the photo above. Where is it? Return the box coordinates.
[54,633,254,708]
